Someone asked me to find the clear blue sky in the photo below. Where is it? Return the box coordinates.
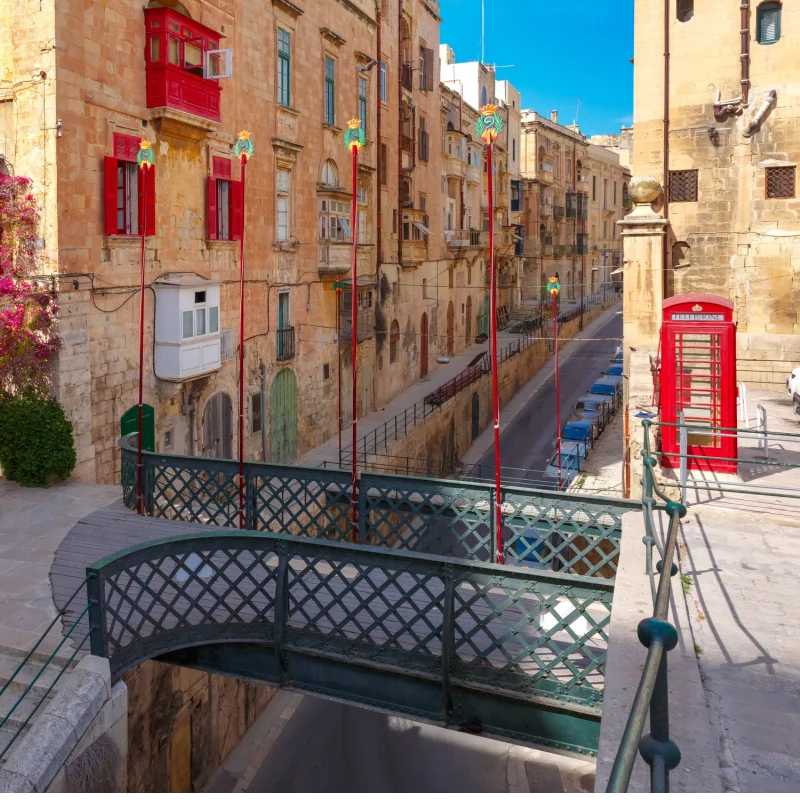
[439,0,634,136]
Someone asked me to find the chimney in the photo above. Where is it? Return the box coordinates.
[550,110,559,124]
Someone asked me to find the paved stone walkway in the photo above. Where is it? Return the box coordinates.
[0,479,120,654]
[659,388,800,790]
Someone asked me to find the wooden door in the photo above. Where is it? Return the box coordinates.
[170,712,192,793]
[270,368,298,464]
[420,312,429,378]
[202,392,233,459]
[447,300,454,357]
[465,296,472,345]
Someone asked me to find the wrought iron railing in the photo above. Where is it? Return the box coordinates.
[606,420,686,792]
[276,326,295,361]
[87,527,615,729]
[119,438,636,578]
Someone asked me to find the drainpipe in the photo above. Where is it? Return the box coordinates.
[662,0,671,300]
[376,1,383,272]
[744,89,777,138]
[741,0,751,107]
[183,387,199,457]
[259,362,267,461]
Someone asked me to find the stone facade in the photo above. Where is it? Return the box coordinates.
[519,112,630,307]
[632,0,800,378]
[585,143,631,290]
[123,659,275,793]
[0,0,501,483]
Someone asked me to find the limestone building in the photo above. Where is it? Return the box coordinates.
[519,110,588,304]
[585,143,631,291]
[0,0,488,482]
[631,0,800,369]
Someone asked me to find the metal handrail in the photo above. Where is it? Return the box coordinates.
[0,578,94,760]
[606,419,687,792]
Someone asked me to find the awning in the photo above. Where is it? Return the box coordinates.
[414,222,432,236]
[339,218,352,239]
[610,267,624,275]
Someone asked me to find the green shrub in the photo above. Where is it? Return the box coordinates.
[0,395,77,487]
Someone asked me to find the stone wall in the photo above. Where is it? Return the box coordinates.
[0,657,128,793]
[368,301,616,474]
[122,659,275,793]
[632,0,800,385]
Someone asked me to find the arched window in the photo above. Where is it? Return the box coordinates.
[757,2,781,45]
[672,241,691,269]
[481,86,488,107]
[676,0,693,22]
[320,159,338,187]
[389,320,400,363]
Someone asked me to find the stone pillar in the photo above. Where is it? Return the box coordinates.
[618,176,668,499]
[619,175,667,348]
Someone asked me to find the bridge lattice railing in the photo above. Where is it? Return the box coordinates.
[121,438,638,580]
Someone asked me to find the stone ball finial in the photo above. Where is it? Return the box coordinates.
[628,175,662,205]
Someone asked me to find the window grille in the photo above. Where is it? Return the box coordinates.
[766,166,795,199]
[669,170,698,203]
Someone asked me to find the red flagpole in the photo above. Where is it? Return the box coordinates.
[237,153,248,529]
[553,290,562,491]
[337,288,343,460]
[350,142,359,543]
[487,141,503,564]
[136,161,148,516]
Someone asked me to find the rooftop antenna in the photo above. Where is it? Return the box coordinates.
[481,0,485,65]
[574,96,581,126]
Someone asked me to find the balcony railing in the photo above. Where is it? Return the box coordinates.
[402,239,427,265]
[466,164,481,184]
[318,242,352,276]
[540,203,552,218]
[401,134,414,153]
[445,229,485,248]
[496,190,510,209]
[277,326,295,361]
[341,308,374,343]
[401,62,413,92]
[445,155,464,178]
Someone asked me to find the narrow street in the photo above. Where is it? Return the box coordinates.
[205,692,594,793]
[475,308,623,482]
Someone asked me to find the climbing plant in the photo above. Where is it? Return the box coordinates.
[0,172,59,398]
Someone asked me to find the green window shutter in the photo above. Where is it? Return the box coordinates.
[278,29,291,106]
[758,4,781,44]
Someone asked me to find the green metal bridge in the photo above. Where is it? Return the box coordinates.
[78,437,640,755]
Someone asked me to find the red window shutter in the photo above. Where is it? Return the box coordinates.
[231,179,243,240]
[138,165,156,236]
[207,177,218,240]
[104,156,119,235]
[113,133,140,162]
[212,157,231,180]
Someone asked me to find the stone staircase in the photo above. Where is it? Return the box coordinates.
[0,639,82,763]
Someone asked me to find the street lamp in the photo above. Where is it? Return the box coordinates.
[136,139,154,516]
[234,131,254,529]
[345,118,365,543]
[547,274,562,491]
[477,103,505,563]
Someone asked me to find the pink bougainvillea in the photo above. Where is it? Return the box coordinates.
[0,174,59,397]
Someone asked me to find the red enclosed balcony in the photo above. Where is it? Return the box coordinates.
[144,7,224,125]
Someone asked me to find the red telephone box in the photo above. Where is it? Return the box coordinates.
[659,294,738,473]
